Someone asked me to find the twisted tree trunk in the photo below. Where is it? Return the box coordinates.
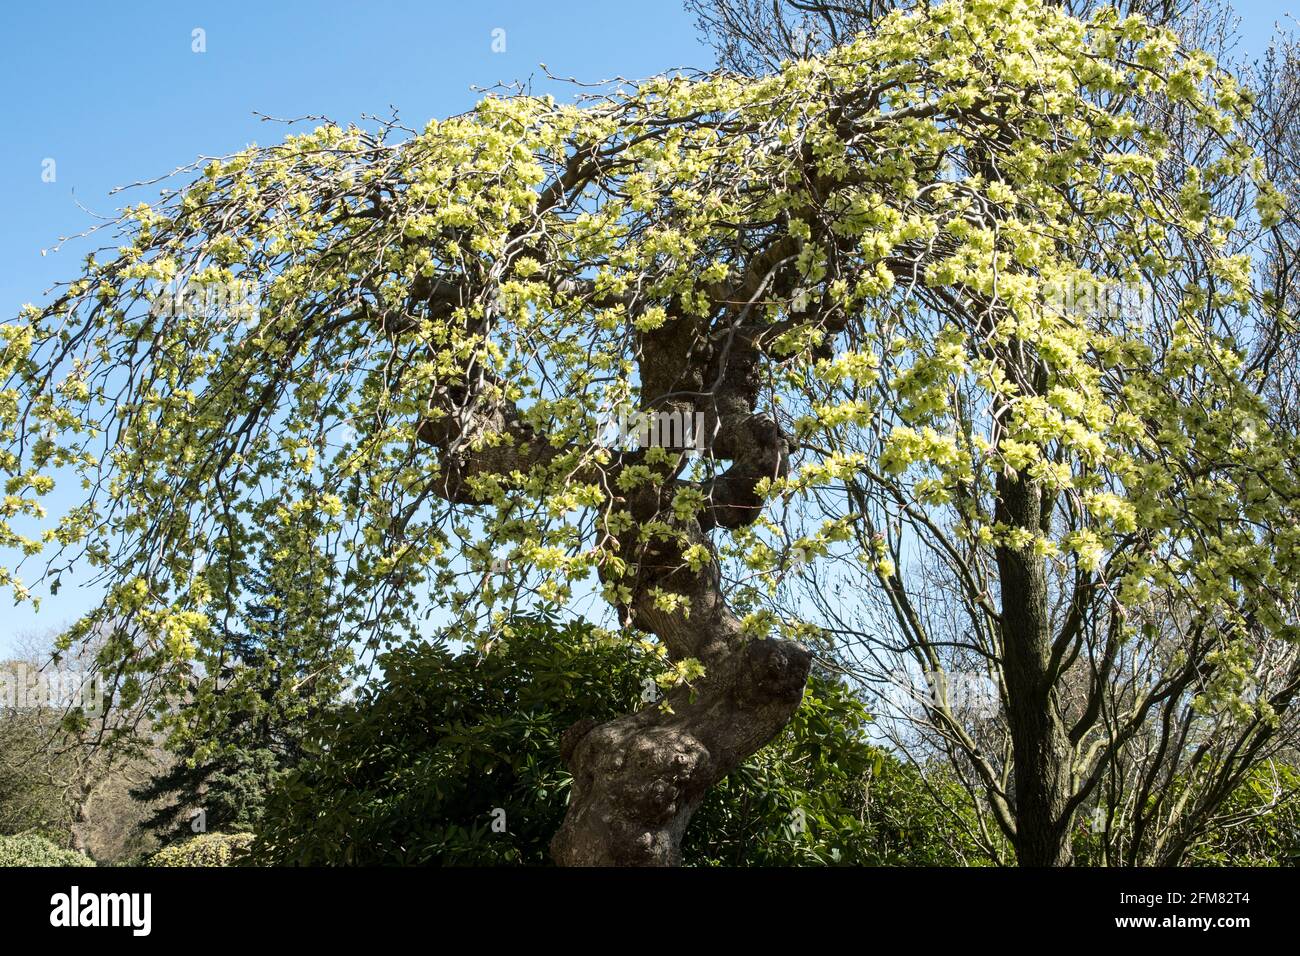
[415,279,814,864]
[552,633,810,865]
[551,324,813,864]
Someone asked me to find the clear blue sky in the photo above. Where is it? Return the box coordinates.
[0,0,1293,653]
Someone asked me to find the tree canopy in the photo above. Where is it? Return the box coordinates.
[4,0,1299,864]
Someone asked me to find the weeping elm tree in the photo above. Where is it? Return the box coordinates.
[4,0,1299,865]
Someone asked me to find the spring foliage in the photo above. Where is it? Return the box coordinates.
[2,0,1295,737]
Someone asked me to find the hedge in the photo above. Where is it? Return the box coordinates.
[146,832,253,867]
[0,833,96,867]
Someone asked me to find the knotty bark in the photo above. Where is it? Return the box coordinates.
[551,632,810,865]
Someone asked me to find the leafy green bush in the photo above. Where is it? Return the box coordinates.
[145,832,253,867]
[1185,761,1300,866]
[683,676,991,865]
[1069,759,1300,866]
[253,614,985,865]
[0,833,96,867]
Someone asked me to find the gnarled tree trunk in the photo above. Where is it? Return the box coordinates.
[551,322,813,864]
[415,272,815,864]
[551,633,810,865]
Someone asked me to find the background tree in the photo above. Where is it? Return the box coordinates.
[0,630,160,861]
[4,0,1297,865]
[0,663,77,838]
[685,0,1192,74]
[132,541,349,842]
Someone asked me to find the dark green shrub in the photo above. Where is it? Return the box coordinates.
[252,614,985,865]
